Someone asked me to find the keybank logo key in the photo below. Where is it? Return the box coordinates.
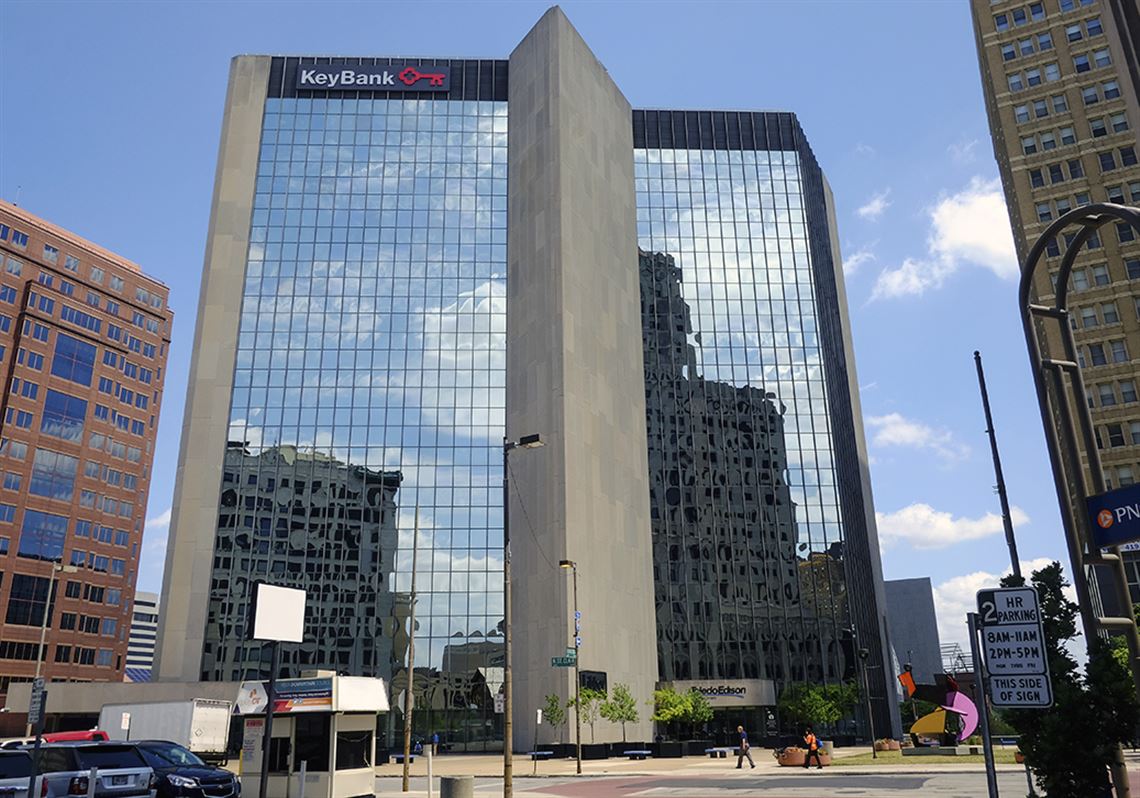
[295,65,450,92]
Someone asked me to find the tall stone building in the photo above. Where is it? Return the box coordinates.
[970,0,1140,597]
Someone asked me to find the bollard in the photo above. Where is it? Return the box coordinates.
[297,760,307,798]
[426,749,433,798]
[439,775,474,798]
[85,768,97,798]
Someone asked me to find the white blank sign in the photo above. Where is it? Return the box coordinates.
[251,583,306,642]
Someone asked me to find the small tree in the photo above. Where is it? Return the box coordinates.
[681,688,713,737]
[600,683,639,742]
[1001,562,1139,797]
[543,693,566,744]
[650,686,711,740]
[778,681,859,733]
[569,688,605,743]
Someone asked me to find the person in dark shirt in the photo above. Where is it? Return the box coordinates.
[736,725,756,769]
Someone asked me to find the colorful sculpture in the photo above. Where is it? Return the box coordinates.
[898,668,978,743]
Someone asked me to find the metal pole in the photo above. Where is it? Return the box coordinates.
[967,613,999,798]
[402,507,420,793]
[974,350,1022,581]
[297,760,306,798]
[26,563,58,737]
[24,690,45,798]
[258,641,280,798]
[572,565,582,775]
[860,655,876,758]
[503,441,513,798]
[426,749,432,798]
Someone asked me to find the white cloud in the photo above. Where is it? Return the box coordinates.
[146,507,171,529]
[934,557,1073,652]
[857,189,891,221]
[855,142,877,158]
[866,412,970,462]
[871,177,1017,300]
[948,139,979,164]
[876,502,1029,550]
[843,247,876,276]
[138,507,173,593]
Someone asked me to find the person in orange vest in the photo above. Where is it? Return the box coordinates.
[802,727,823,770]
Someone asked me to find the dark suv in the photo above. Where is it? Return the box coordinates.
[129,743,236,798]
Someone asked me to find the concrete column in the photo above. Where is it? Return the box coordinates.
[506,8,657,747]
[154,56,269,682]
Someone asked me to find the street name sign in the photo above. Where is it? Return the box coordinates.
[976,586,1052,708]
[551,656,576,667]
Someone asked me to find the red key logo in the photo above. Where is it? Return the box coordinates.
[399,67,447,87]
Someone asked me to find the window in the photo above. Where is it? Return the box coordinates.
[1009,73,1024,92]
[1119,223,1136,243]
[1044,62,1060,82]
[1121,146,1137,166]
[1094,48,1111,68]
[1081,306,1099,327]
[1111,340,1128,363]
[85,292,99,308]
[11,231,28,249]
[1075,54,1091,72]
[4,574,50,626]
[1111,113,1128,133]
[1049,163,1065,183]
[1092,118,1108,137]
[60,305,101,334]
[995,12,1009,29]
[1087,17,1103,36]
[50,334,96,387]
[1026,68,1042,87]
[1067,22,1083,41]
[59,281,75,298]
[1037,201,1052,221]
[1038,32,1053,50]
[17,509,69,561]
[5,409,32,429]
[63,255,79,273]
[1060,126,1075,145]
[1108,185,1125,203]
[1099,383,1116,405]
[1082,85,1099,105]
[1029,2,1044,20]
[1042,131,1057,150]
[1092,264,1110,285]
[1104,80,1121,99]
[0,504,14,523]
[1014,104,1030,123]
[1055,198,1072,215]
[2,473,19,492]
[1090,342,1107,365]
[1102,302,1120,324]
[89,267,103,284]
[1119,467,1136,487]
[1051,93,1068,113]
[1131,182,1140,203]
[1076,191,1091,206]
[40,390,87,443]
[1002,43,1017,61]
[1030,168,1045,187]
[5,257,21,276]
[1128,259,1140,280]
[0,286,15,304]
[1034,98,1049,118]
[29,449,78,502]
[109,275,124,292]
[1122,380,1137,402]
[1108,423,1126,447]
[1100,151,1117,171]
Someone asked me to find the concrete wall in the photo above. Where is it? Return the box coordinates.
[507,7,657,747]
[154,56,270,682]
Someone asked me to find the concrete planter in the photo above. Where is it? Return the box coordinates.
[777,748,831,767]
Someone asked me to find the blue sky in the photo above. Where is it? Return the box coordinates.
[1,0,1065,651]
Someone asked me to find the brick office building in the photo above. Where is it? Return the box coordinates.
[0,201,171,727]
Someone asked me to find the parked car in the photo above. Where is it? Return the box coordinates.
[42,733,108,744]
[0,750,36,798]
[29,743,153,798]
[129,741,237,798]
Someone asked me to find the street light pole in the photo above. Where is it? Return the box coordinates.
[974,350,1022,581]
[559,560,581,775]
[503,434,543,798]
[26,561,76,736]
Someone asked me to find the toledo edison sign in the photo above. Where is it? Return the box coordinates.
[296,65,451,92]
[1086,482,1140,549]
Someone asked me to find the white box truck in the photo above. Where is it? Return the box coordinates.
[98,699,232,761]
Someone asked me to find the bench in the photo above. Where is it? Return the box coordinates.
[624,749,652,760]
[390,754,414,764]
[705,747,736,758]
[528,751,554,761]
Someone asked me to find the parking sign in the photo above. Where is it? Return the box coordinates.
[976,586,1053,708]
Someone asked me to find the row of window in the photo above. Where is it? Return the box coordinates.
[1099,146,1139,172]
[0,226,165,312]
[1028,157,1084,186]
[1097,421,1140,450]
[63,581,123,606]
[1007,48,1112,93]
[1021,124,1076,154]
[994,2,1047,31]
[1001,30,1054,61]
[1014,93,1069,123]
[1060,258,1140,293]
[1036,199,1140,234]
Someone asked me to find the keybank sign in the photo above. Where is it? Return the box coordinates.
[1087,482,1140,549]
[295,65,451,92]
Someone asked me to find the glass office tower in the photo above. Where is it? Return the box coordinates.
[160,11,895,751]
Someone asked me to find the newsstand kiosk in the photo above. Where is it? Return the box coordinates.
[236,672,389,798]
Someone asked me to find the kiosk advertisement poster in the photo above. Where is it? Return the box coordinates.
[237,677,334,714]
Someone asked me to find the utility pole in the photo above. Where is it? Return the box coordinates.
[402,507,420,793]
[26,561,76,736]
[974,350,1022,581]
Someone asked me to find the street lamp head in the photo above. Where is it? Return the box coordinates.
[858,647,869,660]
[559,560,575,569]
[518,433,544,449]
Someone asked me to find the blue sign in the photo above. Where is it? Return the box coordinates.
[1086,483,1140,548]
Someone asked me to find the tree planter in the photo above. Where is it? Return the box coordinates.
[874,739,901,752]
[653,741,684,758]
[581,743,609,760]
[777,748,831,767]
[1015,751,1026,765]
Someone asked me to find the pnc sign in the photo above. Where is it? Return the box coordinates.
[295,64,451,92]
[1087,483,1140,549]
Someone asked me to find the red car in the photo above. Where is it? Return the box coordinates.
[41,731,109,743]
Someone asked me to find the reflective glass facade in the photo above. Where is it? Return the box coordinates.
[203,78,509,748]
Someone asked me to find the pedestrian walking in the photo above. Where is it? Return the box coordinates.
[802,727,823,770]
[735,725,756,769]
[431,731,440,755]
